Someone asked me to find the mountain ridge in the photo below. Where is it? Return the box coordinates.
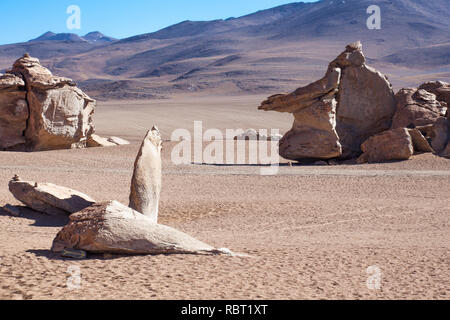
[1,0,449,100]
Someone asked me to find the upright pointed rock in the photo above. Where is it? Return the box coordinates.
[129,127,162,223]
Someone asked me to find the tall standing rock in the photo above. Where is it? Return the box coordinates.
[331,42,397,158]
[129,127,162,223]
[0,54,96,151]
[259,42,396,160]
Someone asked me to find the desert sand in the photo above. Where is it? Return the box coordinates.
[0,95,449,300]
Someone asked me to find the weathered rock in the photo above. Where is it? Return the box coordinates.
[107,136,130,145]
[278,98,342,160]
[51,201,228,256]
[332,43,397,158]
[0,54,96,151]
[259,42,396,160]
[419,81,450,107]
[392,88,447,129]
[0,74,28,150]
[430,117,450,154]
[8,176,95,215]
[357,128,414,164]
[408,129,433,153]
[129,128,162,223]
[87,134,117,148]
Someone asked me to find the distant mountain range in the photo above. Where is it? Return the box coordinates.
[29,31,117,44]
[1,0,449,100]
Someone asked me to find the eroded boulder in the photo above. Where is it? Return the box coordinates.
[357,128,414,164]
[0,54,96,151]
[8,176,95,215]
[259,42,396,160]
[392,88,447,129]
[51,201,227,256]
[419,81,450,107]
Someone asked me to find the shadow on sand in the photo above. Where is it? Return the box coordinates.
[0,205,69,227]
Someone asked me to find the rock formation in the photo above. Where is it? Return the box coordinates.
[0,54,96,151]
[129,128,162,223]
[392,88,447,129]
[357,128,414,164]
[0,74,28,150]
[51,201,229,256]
[8,176,95,215]
[418,81,450,107]
[259,42,396,160]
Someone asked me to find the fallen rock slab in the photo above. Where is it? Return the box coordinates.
[9,176,95,215]
[87,134,117,148]
[51,201,231,256]
[107,136,130,145]
[357,128,414,164]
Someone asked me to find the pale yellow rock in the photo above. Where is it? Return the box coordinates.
[8,177,95,215]
[87,134,117,148]
[51,201,230,256]
[357,128,414,164]
[129,127,162,223]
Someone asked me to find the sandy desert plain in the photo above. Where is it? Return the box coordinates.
[0,93,448,300]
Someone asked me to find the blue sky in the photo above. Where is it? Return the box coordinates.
[0,0,318,45]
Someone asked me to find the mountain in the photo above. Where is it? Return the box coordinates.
[1,0,449,100]
[29,31,117,44]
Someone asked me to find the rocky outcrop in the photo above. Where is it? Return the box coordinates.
[259,42,396,160]
[357,128,414,164]
[0,54,95,151]
[51,200,229,256]
[129,128,162,223]
[8,176,95,215]
[392,88,447,129]
[419,81,450,107]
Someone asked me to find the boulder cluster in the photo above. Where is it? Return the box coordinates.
[5,128,232,257]
[259,42,450,163]
[0,54,128,151]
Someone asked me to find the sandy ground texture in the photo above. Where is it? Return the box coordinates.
[0,95,449,300]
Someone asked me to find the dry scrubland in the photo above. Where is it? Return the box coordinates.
[0,95,449,300]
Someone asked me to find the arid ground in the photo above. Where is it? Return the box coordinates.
[0,95,449,300]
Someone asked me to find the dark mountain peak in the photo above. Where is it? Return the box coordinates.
[29,32,86,43]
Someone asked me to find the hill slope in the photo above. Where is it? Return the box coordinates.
[1,0,449,99]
